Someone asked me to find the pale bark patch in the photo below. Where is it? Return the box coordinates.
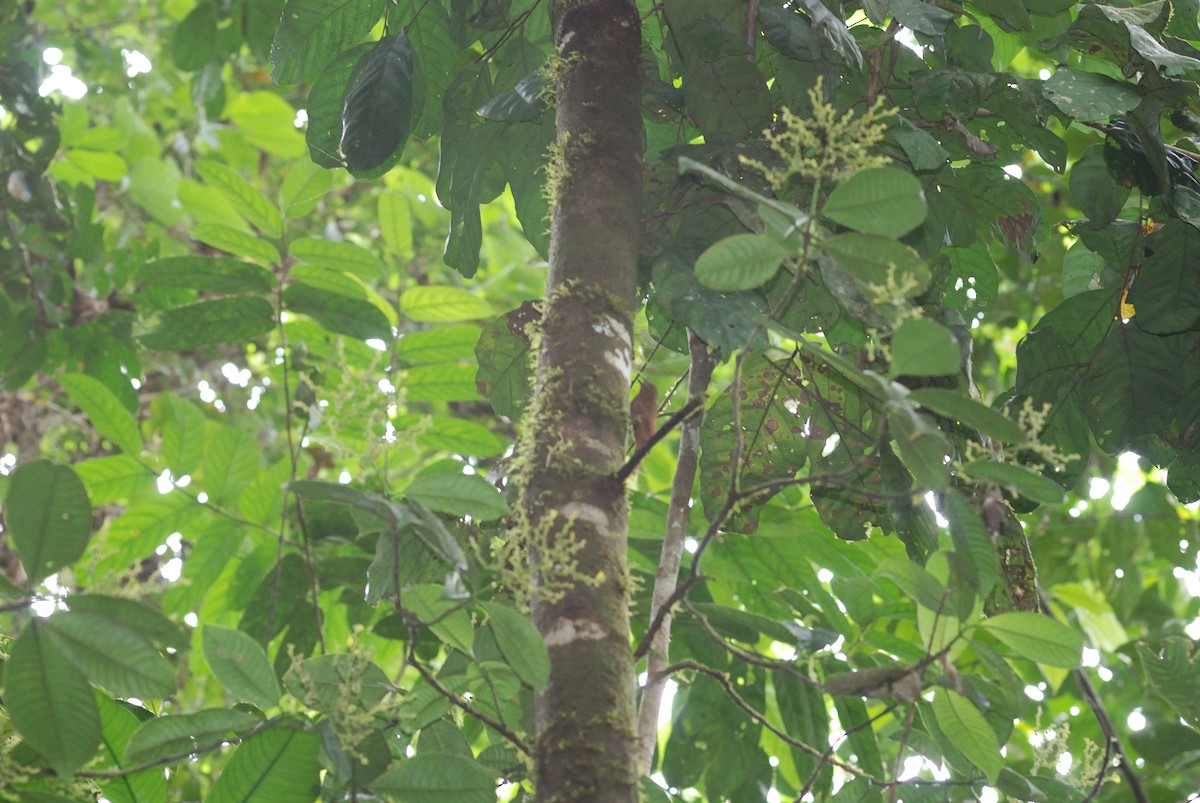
[544,617,608,647]
[559,501,611,533]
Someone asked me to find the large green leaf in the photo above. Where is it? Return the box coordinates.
[4,459,92,584]
[194,160,282,236]
[270,0,385,84]
[401,285,493,322]
[192,223,282,265]
[474,304,536,420]
[977,612,1083,668]
[370,754,497,802]
[906,388,1025,444]
[290,236,387,279]
[140,297,277,350]
[135,256,275,294]
[4,621,101,776]
[202,426,262,506]
[95,694,168,803]
[125,708,261,763]
[283,654,393,715]
[931,689,1002,783]
[404,469,507,521]
[282,282,392,340]
[60,372,141,454]
[962,460,1066,504]
[890,319,961,377]
[43,610,175,699]
[823,168,927,237]
[201,625,283,709]
[340,32,416,177]
[694,233,791,291]
[480,601,550,691]
[820,233,930,296]
[303,43,374,167]
[208,726,321,803]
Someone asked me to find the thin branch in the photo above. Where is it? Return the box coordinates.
[406,640,532,757]
[614,396,704,483]
[635,330,715,774]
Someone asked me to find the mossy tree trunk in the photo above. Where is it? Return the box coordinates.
[520,3,643,802]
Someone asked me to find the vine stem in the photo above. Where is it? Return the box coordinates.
[634,329,715,774]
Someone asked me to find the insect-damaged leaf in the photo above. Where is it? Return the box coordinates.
[340,32,415,177]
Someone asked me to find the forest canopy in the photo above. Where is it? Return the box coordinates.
[1,0,1199,801]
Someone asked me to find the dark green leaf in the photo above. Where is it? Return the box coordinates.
[931,690,1001,783]
[304,43,374,168]
[270,0,385,84]
[5,621,101,776]
[370,754,497,802]
[891,318,961,377]
[4,459,92,584]
[135,256,275,294]
[906,388,1026,443]
[340,32,416,177]
[60,372,141,454]
[283,282,391,340]
[962,460,1066,504]
[141,296,276,350]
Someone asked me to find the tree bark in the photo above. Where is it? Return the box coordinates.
[523,3,642,802]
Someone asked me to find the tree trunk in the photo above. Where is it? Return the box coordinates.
[522,3,642,802]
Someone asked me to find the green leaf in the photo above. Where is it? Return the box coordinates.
[194,161,282,236]
[823,168,927,237]
[370,754,497,803]
[289,236,386,279]
[279,160,336,218]
[474,305,535,419]
[60,372,141,454]
[129,156,183,225]
[283,282,392,340]
[202,625,283,709]
[340,32,415,177]
[906,388,1026,443]
[820,233,930,295]
[303,43,374,167]
[396,324,482,365]
[962,460,1066,505]
[192,223,281,265]
[4,459,92,584]
[270,0,385,84]
[403,585,474,655]
[171,1,217,70]
[477,69,548,122]
[931,689,1002,784]
[891,319,961,377]
[95,693,168,803]
[283,654,393,715]
[203,426,262,506]
[43,610,175,699]
[695,233,791,291]
[67,594,189,651]
[401,285,493,322]
[5,621,101,776]
[404,471,507,521]
[208,726,321,803]
[405,364,481,402]
[73,455,151,505]
[378,192,413,256]
[875,555,948,611]
[480,602,549,691]
[135,256,275,294]
[978,612,1083,668]
[758,6,818,60]
[152,393,208,476]
[125,708,260,764]
[1043,69,1142,121]
[943,491,1000,600]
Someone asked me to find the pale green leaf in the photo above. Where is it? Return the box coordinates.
[932,689,1002,783]
[60,372,142,455]
[695,233,790,290]
[44,610,175,699]
[978,612,1083,668]
[480,602,550,691]
[202,625,283,709]
[208,726,320,803]
[401,286,493,322]
[823,167,927,237]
